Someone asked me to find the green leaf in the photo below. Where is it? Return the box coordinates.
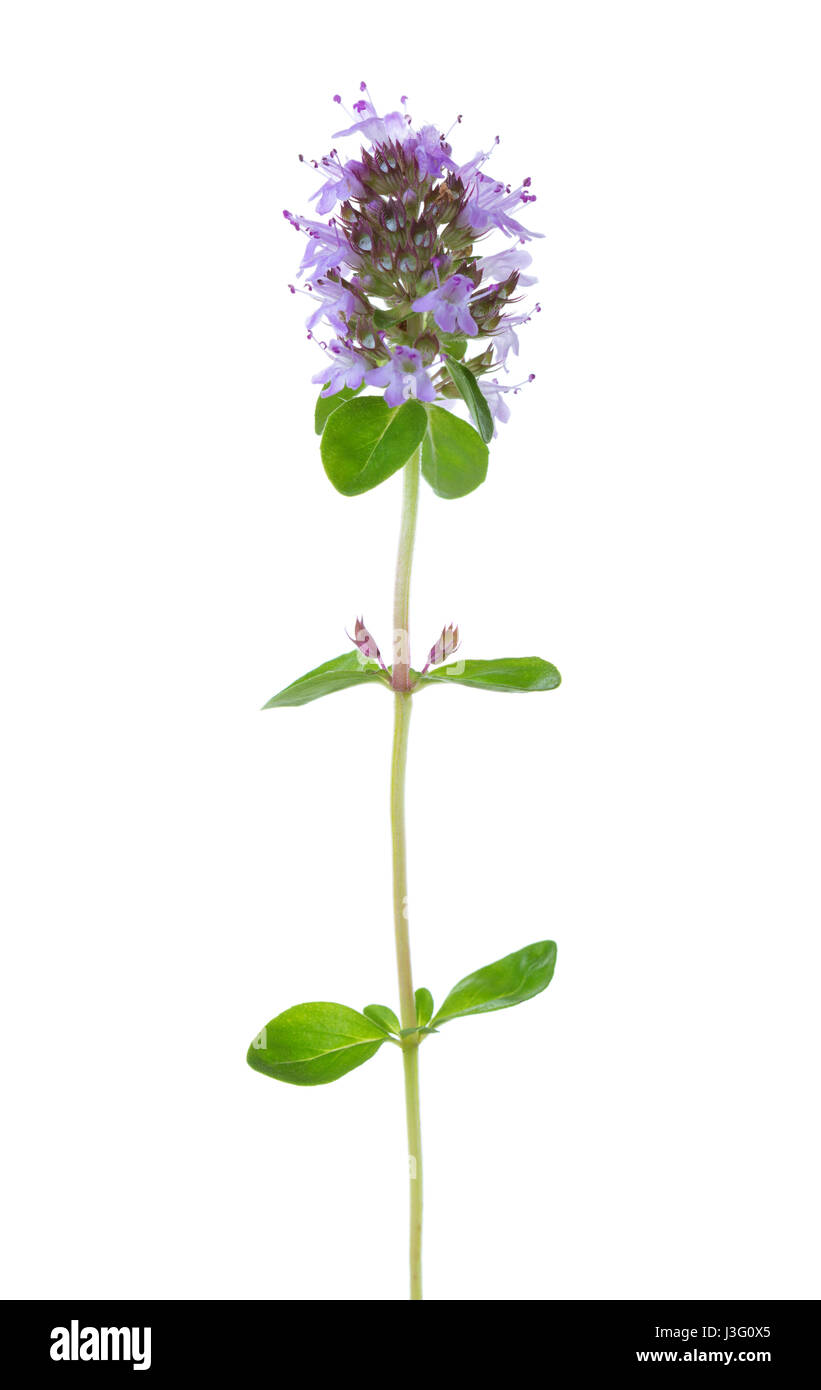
[363,1003,401,1036]
[263,652,388,709]
[441,337,467,361]
[417,657,561,694]
[247,1002,387,1085]
[432,941,557,1027]
[415,988,434,1028]
[443,355,494,443]
[314,384,364,436]
[373,304,411,329]
[420,404,489,499]
[321,397,427,496]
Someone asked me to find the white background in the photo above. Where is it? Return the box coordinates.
[1,1,819,1302]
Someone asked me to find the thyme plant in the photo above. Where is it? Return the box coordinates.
[248,86,560,1301]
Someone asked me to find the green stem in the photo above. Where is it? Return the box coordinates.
[392,444,420,692]
[403,1040,423,1300]
[390,447,423,1300]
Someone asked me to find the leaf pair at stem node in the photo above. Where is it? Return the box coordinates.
[317,390,490,500]
[263,651,561,708]
[247,940,557,1086]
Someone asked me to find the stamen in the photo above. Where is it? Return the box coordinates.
[333,93,355,121]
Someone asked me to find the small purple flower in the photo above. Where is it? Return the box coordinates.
[312,339,369,397]
[459,172,541,241]
[478,374,535,434]
[412,274,478,336]
[284,210,358,279]
[365,346,436,407]
[333,102,407,145]
[490,311,532,364]
[477,246,536,288]
[304,277,360,334]
[478,382,511,433]
[402,124,455,179]
[310,158,365,215]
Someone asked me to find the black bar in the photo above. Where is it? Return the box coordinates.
[3,1299,816,1376]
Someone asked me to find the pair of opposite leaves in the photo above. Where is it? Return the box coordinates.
[248,940,557,1086]
[316,350,493,500]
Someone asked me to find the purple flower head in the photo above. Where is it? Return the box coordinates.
[365,346,436,408]
[289,91,542,425]
[412,274,478,336]
[312,339,369,398]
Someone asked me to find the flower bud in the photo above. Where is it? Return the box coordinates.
[348,616,386,669]
[422,624,460,673]
[413,331,440,365]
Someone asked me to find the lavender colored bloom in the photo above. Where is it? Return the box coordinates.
[288,89,543,424]
[303,276,360,334]
[412,274,478,336]
[312,339,370,398]
[490,310,533,364]
[365,346,436,407]
[333,102,407,145]
[284,210,358,279]
[485,378,512,413]
[310,158,365,215]
[478,375,536,434]
[477,246,536,288]
[459,172,541,241]
[402,124,455,179]
[477,380,512,432]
